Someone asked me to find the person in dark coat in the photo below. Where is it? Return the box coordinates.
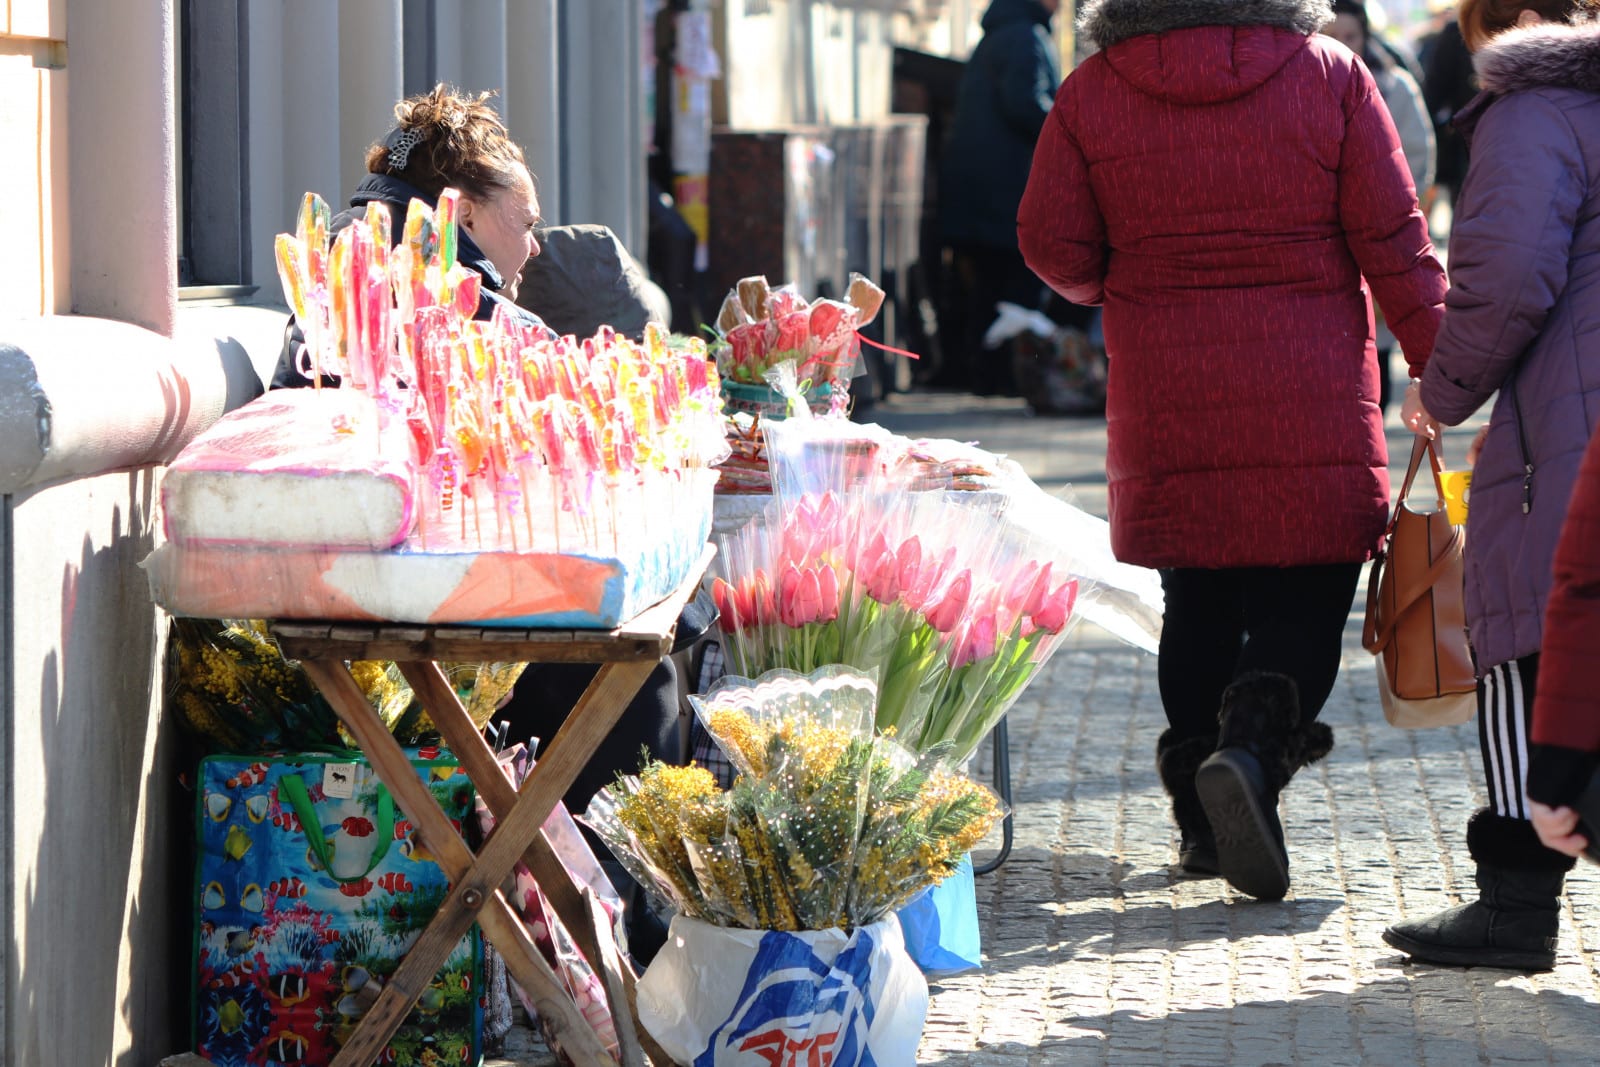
[1390,2,1600,972]
[938,0,1061,395]
[1019,0,1446,902]
[1422,14,1479,206]
[1528,422,1600,857]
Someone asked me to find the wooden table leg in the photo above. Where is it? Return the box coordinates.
[399,662,674,1067]
[301,660,620,1067]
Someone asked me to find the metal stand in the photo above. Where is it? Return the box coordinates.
[973,715,1014,876]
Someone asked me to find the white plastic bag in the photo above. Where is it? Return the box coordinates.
[637,914,928,1066]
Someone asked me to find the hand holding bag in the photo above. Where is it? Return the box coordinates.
[1361,435,1477,728]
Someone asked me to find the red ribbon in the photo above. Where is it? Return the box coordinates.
[854,330,922,360]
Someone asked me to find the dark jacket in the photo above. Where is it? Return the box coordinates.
[1417,22,1600,672]
[270,173,550,390]
[939,0,1059,250]
[1019,0,1444,570]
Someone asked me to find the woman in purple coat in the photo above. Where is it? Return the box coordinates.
[1392,0,1600,972]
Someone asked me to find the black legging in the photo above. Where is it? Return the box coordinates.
[491,657,680,819]
[1157,564,1362,739]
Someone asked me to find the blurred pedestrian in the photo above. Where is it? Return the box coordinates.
[1020,0,1446,902]
[1422,9,1480,208]
[939,0,1061,395]
[1388,0,1600,972]
[1326,0,1437,412]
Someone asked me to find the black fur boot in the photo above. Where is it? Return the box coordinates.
[1194,672,1333,901]
[1382,810,1574,971]
[1157,728,1220,877]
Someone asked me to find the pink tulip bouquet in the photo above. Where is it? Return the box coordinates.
[710,481,1082,762]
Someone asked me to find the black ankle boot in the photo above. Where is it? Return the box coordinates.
[1157,728,1220,877]
[1194,672,1332,901]
[1382,810,1574,971]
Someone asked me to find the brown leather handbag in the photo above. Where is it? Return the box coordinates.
[1361,435,1477,728]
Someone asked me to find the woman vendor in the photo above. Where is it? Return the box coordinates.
[270,84,702,960]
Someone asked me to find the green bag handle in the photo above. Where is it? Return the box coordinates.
[278,770,395,885]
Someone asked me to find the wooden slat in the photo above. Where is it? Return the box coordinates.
[301,660,617,1067]
[399,662,672,1066]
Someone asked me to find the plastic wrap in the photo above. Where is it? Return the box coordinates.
[712,416,1094,759]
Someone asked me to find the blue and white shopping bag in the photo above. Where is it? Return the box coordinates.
[636,914,927,1066]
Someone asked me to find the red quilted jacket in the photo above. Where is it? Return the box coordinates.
[1532,425,1600,757]
[1018,26,1445,569]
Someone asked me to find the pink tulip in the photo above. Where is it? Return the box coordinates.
[950,612,1000,669]
[847,527,887,576]
[902,544,954,613]
[861,543,901,604]
[749,570,777,626]
[777,562,805,628]
[1034,578,1078,634]
[1021,561,1053,619]
[793,566,825,626]
[712,577,743,633]
[815,564,841,624]
[1007,560,1040,615]
[894,537,924,599]
[924,569,972,633]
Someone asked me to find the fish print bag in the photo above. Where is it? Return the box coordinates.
[194,750,483,1065]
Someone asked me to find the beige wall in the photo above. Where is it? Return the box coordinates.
[1,1,68,317]
[7,470,185,1067]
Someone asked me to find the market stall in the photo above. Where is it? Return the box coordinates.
[152,185,1158,1066]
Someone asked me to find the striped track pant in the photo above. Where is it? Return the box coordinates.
[1478,654,1540,819]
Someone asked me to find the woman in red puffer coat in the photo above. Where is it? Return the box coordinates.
[1019,0,1446,901]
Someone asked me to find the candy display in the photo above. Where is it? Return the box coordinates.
[151,189,724,627]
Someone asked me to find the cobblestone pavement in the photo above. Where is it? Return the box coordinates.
[496,388,1600,1065]
[873,390,1600,1067]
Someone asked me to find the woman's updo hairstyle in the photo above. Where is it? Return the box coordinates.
[1458,0,1600,51]
[364,84,527,202]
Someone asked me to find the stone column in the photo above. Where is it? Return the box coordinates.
[337,0,404,198]
[65,0,177,336]
[505,0,562,221]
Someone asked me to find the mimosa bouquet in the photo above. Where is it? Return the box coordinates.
[582,666,1001,933]
[708,418,1086,761]
[167,617,525,753]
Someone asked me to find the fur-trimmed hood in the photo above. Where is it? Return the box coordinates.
[1078,0,1333,50]
[1474,20,1600,96]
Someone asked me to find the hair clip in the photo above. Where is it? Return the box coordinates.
[387,127,424,170]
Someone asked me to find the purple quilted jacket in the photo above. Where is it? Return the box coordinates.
[1419,21,1600,672]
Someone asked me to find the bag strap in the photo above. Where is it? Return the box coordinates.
[279,771,395,884]
[1363,435,1456,656]
[1387,435,1446,535]
[1362,522,1463,653]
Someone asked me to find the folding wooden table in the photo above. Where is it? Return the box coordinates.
[270,545,712,1067]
